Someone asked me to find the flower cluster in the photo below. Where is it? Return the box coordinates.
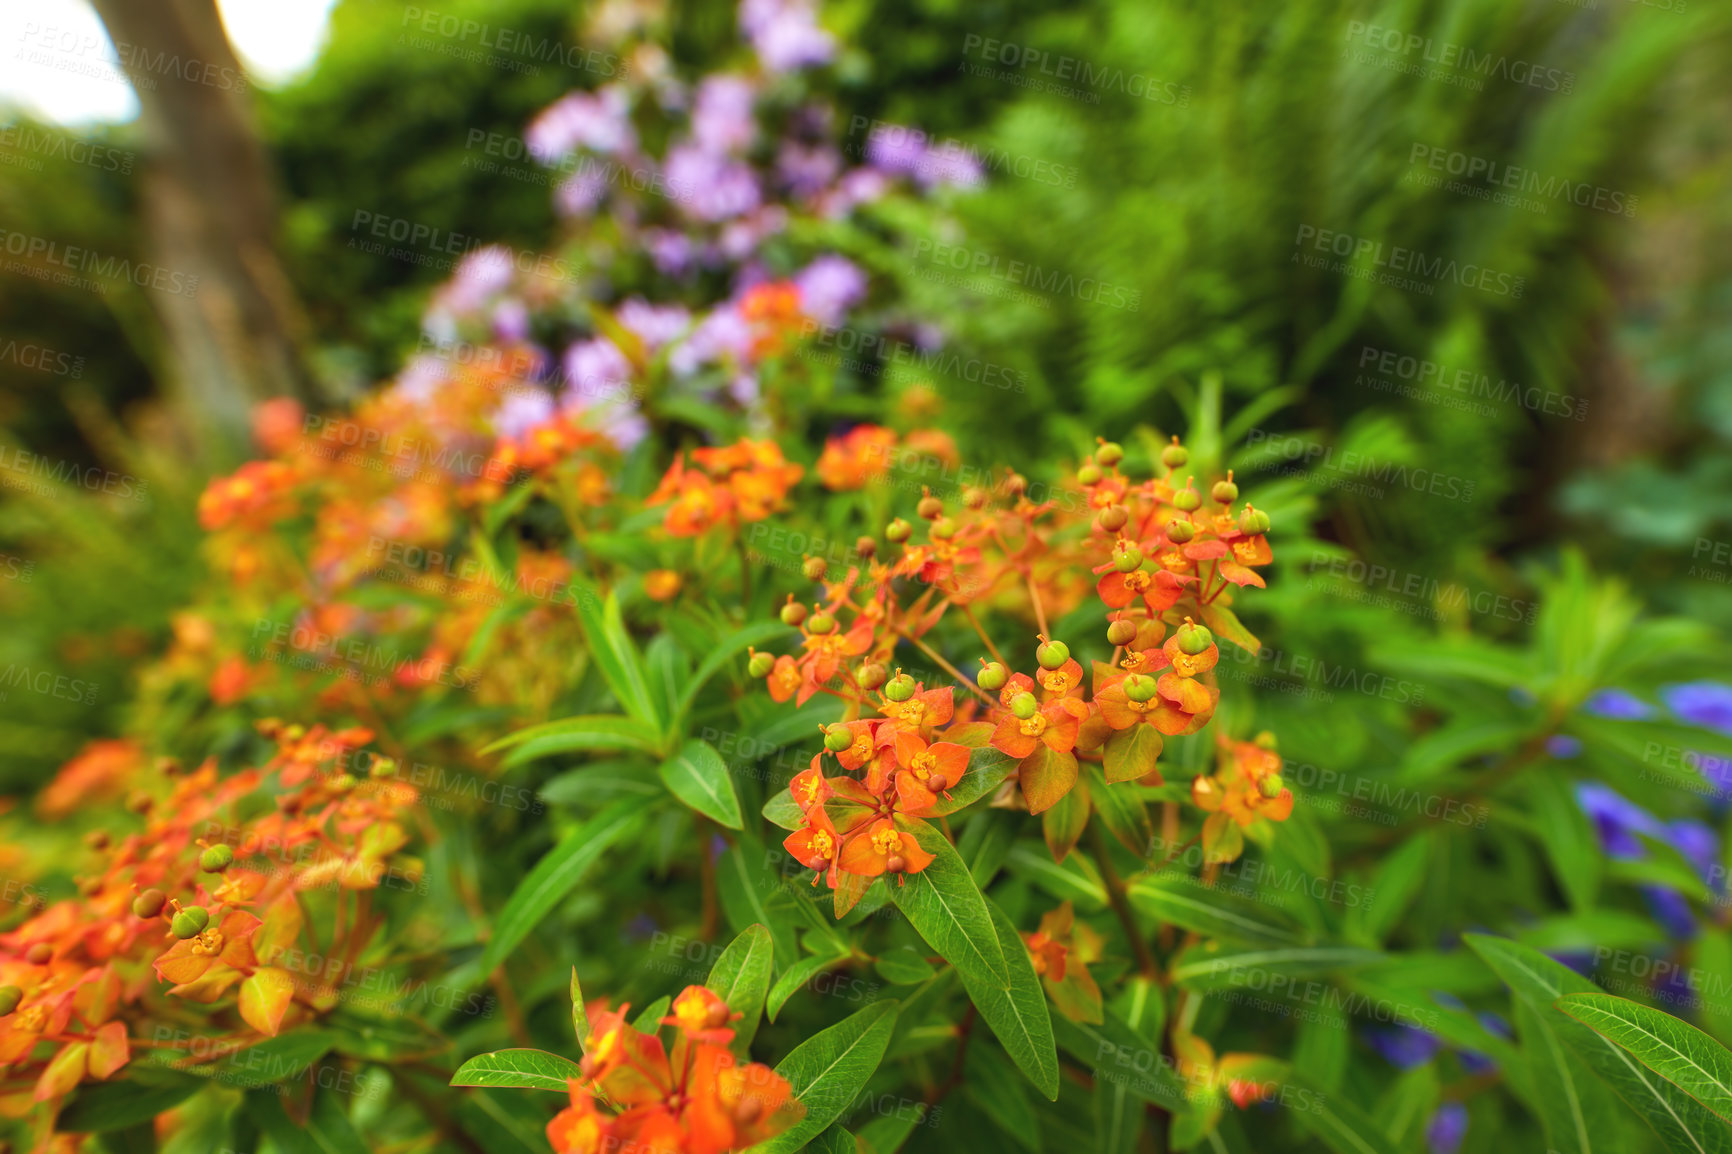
[648,440,805,537]
[548,986,803,1154]
[0,722,420,1120]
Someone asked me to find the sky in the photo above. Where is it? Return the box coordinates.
[2,0,338,124]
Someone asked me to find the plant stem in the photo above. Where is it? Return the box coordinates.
[1091,826,1159,978]
[961,603,1006,667]
[894,627,996,707]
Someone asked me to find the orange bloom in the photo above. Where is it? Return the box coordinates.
[815,425,895,490]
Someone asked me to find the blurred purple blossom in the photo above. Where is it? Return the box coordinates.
[1426,1103,1468,1154]
[644,229,696,276]
[1663,683,1732,736]
[778,140,842,198]
[562,338,634,407]
[527,85,636,162]
[1583,689,1654,720]
[740,0,835,73]
[794,255,867,326]
[1644,886,1698,939]
[617,299,693,351]
[1547,735,1583,759]
[1364,1024,1442,1069]
[492,390,555,440]
[1576,783,1665,859]
[865,124,984,189]
[492,299,530,343]
[666,146,761,222]
[669,307,753,377]
[692,76,757,154]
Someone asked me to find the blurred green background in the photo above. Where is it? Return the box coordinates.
[0,0,1728,784]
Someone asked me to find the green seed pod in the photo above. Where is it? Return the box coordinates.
[824,726,853,753]
[1161,439,1189,470]
[885,517,912,542]
[1106,619,1138,647]
[1212,474,1239,504]
[917,495,943,520]
[1077,462,1103,485]
[747,651,775,678]
[0,986,21,1016]
[1175,621,1214,656]
[1239,505,1271,535]
[1097,505,1129,532]
[802,556,828,581]
[1035,639,1070,670]
[1260,773,1285,799]
[132,888,167,919]
[200,844,235,872]
[884,673,918,702]
[930,517,957,540]
[977,661,1008,691]
[1112,543,1144,573]
[171,906,210,940]
[1124,674,1159,703]
[856,662,888,691]
[1095,440,1124,467]
[779,600,808,627]
[1010,692,1039,720]
[1173,482,1201,512]
[806,611,837,635]
[1165,519,1197,544]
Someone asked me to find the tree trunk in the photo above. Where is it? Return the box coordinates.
[87,0,312,462]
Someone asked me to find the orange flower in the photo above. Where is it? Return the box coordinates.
[197,461,298,531]
[837,818,935,883]
[739,281,806,357]
[815,425,895,490]
[645,570,683,601]
[649,440,803,537]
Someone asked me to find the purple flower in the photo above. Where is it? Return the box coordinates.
[740,0,834,73]
[1547,735,1583,759]
[1426,1103,1468,1154]
[778,141,842,198]
[718,208,788,260]
[492,390,555,439]
[562,338,633,407]
[556,168,613,217]
[390,355,450,405]
[439,246,516,316]
[669,307,753,376]
[527,85,635,162]
[492,299,530,343]
[794,255,867,326]
[1575,783,1665,859]
[1584,689,1654,720]
[644,229,696,276]
[1668,820,1720,884]
[665,145,761,222]
[692,75,757,154]
[821,167,890,217]
[1663,682,1732,736]
[1365,1024,1442,1069]
[617,299,692,351]
[1643,885,1697,939]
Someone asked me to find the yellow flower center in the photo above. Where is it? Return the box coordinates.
[1018,714,1049,738]
[1122,570,1151,593]
[810,829,835,857]
[911,752,937,780]
[871,827,903,856]
[849,734,873,761]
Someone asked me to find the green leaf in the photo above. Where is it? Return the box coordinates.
[1168,945,1384,992]
[874,947,936,986]
[454,1088,547,1154]
[1286,1073,1401,1154]
[1350,833,1431,946]
[208,1028,337,1085]
[632,997,671,1032]
[480,713,662,758]
[926,746,1019,815]
[767,952,850,1021]
[1005,843,1108,911]
[679,621,794,716]
[570,968,590,1052]
[449,1048,584,1092]
[57,1073,202,1133]
[1198,601,1260,654]
[1051,1012,1188,1114]
[1558,993,1732,1125]
[658,738,743,829]
[966,1042,1041,1151]
[1514,997,1603,1154]
[478,794,654,976]
[1087,766,1152,852]
[760,1001,900,1154]
[244,1087,370,1154]
[763,787,804,831]
[706,924,775,1053]
[1095,1075,1143,1154]
[888,822,1010,988]
[958,898,1060,1101]
[570,579,662,729]
[1528,771,1603,913]
[1467,933,1732,1153]
[1103,725,1162,784]
[1128,873,1304,947]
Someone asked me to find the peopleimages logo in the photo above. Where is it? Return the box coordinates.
[1342,22,1575,93]
[1293,225,1523,299]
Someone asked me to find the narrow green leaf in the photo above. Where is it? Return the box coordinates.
[706,924,775,1053]
[874,947,936,986]
[760,1001,900,1154]
[1127,873,1303,947]
[766,952,849,1021]
[888,822,1010,988]
[1514,997,1602,1154]
[478,795,654,976]
[57,1074,202,1133]
[957,898,1060,1101]
[450,1048,583,1092]
[480,714,662,756]
[1005,843,1108,911]
[570,968,590,1052]
[679,621,794,716]
[1558,993,1732,1125]
[658,738,744,828]
[1050,1012,1188,1114]
[631,997,670,1032]
[245,1087,371,1153]
[966,1042,1041,1151]
[570,579,661,728]
[1095,1075,1143,1154]
[1286,1073,1402,1154]
[454,1088,546,1154]
[1169,945,1383,991]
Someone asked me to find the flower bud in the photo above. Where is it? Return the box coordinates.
[1259,773,1285,799]
[930,517,957,540]
[748,651,774,678]
[917,494,943,520]
[370,756,398,778]
[977,661,1007,691]
[1254,731,1278,751]
[962,486,989,509]
[1124,674,1159,703]
[1238,505,1270,535]
[0,987,20,1017]
[1165,519,1197,544]
[1035,638,1070,670]
[856,662,888,691]
[1175,620,1214,655]
[200,844,235,872]
[1077,462,1103,485]
[24,944,51,965]
[806,611,836,635]
[779,600,808,627]
[1107,619,1138,647]
[132,889,167,919]
[1011,693,1038,720]
[1097,505,1129,532]
[125,790,153,815]
[1161,438,1188,469]
[1212,472,1238,504]
[824,726,852,753]
[1112,542,1144,573]
[84,830,110,851]
[854,536,877,560]
[802,556,827,581]
[1173,479,1201,512]
[885,517,912,542]
[1004,472,1027,496]
[171,907,210,940]
[1095,440,1124,467]
[884,672,917,702]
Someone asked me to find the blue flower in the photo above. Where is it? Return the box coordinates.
[1663,682,1732,737]
[1643,886,1698,939]
[1583,689,1654,720]
[1427,1102,1469,1154]
[1365,1024,1443,1069]
[1575,783,1665,859]
[1547,735,1583,759]
[1667,820,1721,885]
